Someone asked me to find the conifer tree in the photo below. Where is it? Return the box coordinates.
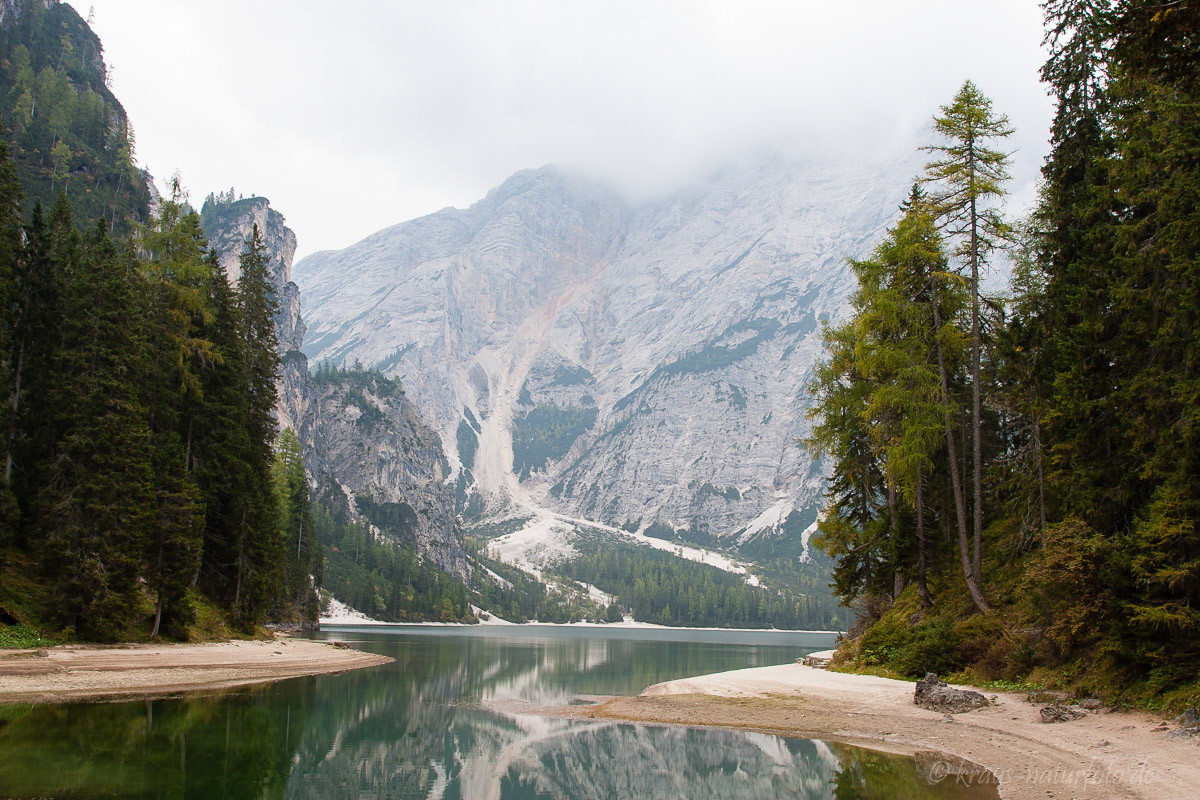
[191,259,250,608]
[138,178,209,636]
[230,226,282,625]
[922,81,1014,610]
[1104,0,1200,667]
[0,142,22,544]
[39,220,154,639]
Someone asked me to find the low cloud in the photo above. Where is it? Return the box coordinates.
[76,0,1053,257]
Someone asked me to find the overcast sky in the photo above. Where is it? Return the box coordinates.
[66,1,1054,260]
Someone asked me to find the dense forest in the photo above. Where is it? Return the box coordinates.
[809,0,1199,709]
[557,538,843,629]
[0,159,321,640]
[0,2,326,641]
[0,0,149,232]
[311,479,473,623]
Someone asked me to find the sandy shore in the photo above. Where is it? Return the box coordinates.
[0,637,392,703]
[571,663,1199,800]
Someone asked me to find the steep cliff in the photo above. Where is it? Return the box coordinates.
[295,152,918,553]
[200,196,468,578]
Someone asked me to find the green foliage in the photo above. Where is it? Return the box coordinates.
[656,318,779,378]
[891,619,963,677]
[456,417,478,470]
[555,538,841,629]
[817,2,1200,701]
[0,623,56,649]
[511,403,596,478]
[0,2,150,233]
[0,143,310,639]
[312,484,469,622]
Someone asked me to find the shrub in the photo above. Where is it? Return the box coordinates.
[892,619,963,677]
[857,615,909,666]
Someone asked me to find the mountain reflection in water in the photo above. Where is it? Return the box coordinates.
[0,628,996,799]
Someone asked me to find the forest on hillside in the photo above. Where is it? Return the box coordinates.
[0,144,322,640]
[809,0,1200,709]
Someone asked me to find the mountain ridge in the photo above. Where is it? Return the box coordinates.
[296,150,920,550]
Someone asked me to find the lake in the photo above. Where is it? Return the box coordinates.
[0,625,998,799]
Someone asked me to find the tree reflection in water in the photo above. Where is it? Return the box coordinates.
[0,632,997,799]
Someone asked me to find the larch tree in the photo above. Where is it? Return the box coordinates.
[922,80,1014,611]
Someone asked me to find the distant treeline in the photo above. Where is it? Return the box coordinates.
[809,1,1200,706]
[557,539,842,629]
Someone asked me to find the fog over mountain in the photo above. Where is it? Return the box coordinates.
[296,148,921,552]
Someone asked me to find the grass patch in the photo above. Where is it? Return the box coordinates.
[0,623,58,649]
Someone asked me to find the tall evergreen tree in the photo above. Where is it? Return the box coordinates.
[922,81,1014,611]
[137,177,211,636]
[230,226,282,625]
[0,141,22,545]
[38,219,154,639]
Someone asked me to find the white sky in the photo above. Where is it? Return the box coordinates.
[66,1,1054,260]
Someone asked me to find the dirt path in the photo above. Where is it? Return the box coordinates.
[0,637,391,703]
[569,663,1198,800]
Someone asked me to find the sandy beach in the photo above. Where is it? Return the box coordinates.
[570,663,1200,800]
[0,637,392,703]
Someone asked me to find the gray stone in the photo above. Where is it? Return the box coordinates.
[914,673,989,714]
[202,196,468,580]
[292,154,925,549]
[1040,703,1086,723]
[1027,690,1070,705]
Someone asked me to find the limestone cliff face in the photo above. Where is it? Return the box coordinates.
[295,152,919,549]
[200,195,305,355]
[201,195,467,578]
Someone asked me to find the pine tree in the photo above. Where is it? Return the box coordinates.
[192,260,250,609]
[272,427,321,621]
[922,81,1014,611]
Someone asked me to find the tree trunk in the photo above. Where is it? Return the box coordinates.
[917,471,932,609]
[887,482,903,599]
[933,288,989,612]
[151,597,163,638]
[969,191,984,585]
[5,336,23,484]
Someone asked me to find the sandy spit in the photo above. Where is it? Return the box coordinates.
[0,637,392,703]
[567,663,1199,800]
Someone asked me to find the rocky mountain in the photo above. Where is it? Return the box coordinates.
[295,151,919,552]
[200,196,467,577]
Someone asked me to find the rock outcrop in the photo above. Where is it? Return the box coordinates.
[295,151,919,551]
[201,195,467,578]
[1039,702,1086,723]
[914,673,988,714]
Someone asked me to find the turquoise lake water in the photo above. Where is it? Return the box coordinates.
[0,625,998,799]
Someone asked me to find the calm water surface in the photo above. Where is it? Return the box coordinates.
[0,626,998,799]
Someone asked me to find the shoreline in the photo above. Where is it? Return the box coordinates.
[0,637,392,704]
[565,663,1199,800]
[319,617,841,635]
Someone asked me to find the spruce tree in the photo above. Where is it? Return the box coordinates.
[138,178,211,636]
[0,142,22,545]
[1105,0,1200,671]
[39,219,154,639]
[192,258,250,609]
[231,226,282,625]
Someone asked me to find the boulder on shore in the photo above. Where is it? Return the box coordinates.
[914,673,989,714]
[1040,702,1086,723]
